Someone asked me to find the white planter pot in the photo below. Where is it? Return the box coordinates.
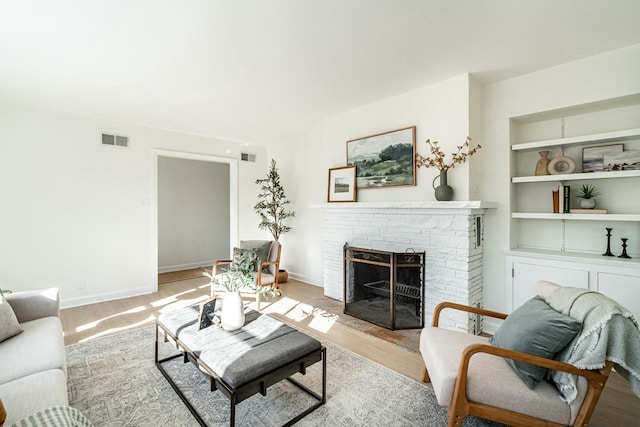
[221,291,245,331]
[579,198,597,209]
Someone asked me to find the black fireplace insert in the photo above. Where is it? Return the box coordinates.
[343,245,425,330]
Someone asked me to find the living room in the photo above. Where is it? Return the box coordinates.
[2,1,640,426]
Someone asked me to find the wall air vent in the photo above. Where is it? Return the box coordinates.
[241,153,256,162]
[101,133,129,148]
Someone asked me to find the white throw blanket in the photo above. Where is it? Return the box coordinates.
[546,287,640,405]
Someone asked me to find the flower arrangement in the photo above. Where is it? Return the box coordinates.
[415,136,481,171]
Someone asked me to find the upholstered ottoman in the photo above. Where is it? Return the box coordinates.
[156,306,326,426]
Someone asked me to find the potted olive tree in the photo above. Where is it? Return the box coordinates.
[254,159,295,282]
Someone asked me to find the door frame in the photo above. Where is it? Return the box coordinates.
[152,149,238,292]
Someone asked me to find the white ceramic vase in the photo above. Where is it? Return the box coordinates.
[221,291,245,331]
[579,198,597,209]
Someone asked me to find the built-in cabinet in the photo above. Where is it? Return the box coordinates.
[507,95,640,315]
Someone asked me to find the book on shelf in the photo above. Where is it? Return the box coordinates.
[554,184,570,213]
[569,209,608,214]
[552,189,559,213]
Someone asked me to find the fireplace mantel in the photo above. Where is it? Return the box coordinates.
[315,200,496,334]
[311,201,497,211]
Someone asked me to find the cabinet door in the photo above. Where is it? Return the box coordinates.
[597,272,640,321]
[512,262,589,311]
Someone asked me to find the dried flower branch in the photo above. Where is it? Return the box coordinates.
[415,136,481,171]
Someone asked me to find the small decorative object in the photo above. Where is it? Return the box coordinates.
[535,151,551,176]
[416,136,481,201]
[619,238,632,259]
[346,126,416,189]
[198,297,218,330]
[221,291,245,331]
[576,184,599,209]
[432,170,453,201]
[603,151,640,172]
[603,228,614,257]
[547,155,576,175]
[327,165,357,202]
[582,144,623,173]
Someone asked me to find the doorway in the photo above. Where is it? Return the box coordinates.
[152,150,238,292]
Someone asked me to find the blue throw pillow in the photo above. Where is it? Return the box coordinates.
[489,296,581,389]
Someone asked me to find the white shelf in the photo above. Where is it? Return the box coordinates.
[506,248,640,267]
[512,169,640,183]
[511,128,640,151]
[512,212,640,221]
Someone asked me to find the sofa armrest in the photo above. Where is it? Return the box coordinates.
[432,301,507,327]
[5,288,60,323]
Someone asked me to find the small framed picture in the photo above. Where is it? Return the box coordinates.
[327,165,357,202]
[198,297,218,330]
[582,144,623,173]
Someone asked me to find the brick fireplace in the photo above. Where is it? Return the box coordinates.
[315,201,496,334]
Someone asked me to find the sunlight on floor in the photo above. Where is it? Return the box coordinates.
[78,315,156,343]
[75,305,146,332]
[264,296,337,334]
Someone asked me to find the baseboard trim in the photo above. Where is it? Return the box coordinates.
[286,272,322,288]
[60,286,154,309]
[482,317,501,336]
[158,261,214,274]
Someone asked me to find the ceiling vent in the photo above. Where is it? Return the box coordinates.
[101,133,129,148]
[241,153,256,162]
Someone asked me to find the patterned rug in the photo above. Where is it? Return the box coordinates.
[66,326,499,426]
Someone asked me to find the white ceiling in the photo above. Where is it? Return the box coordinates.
[1,1,639,144]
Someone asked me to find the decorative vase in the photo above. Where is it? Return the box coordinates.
[432,170,453,201]
[579,198,596,209]
[535,151,550,176]
[277,269,289,283]
[221,291,245,331]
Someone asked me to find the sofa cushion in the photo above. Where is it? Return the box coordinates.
[0,317,66,385]
[420,326,572,425]
[490,296,581,389]
[0,369,68,426]
[0,290,23,343]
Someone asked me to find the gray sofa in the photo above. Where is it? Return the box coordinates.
[0,289,68,425]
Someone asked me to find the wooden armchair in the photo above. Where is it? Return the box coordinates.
[420,301,613,427]
[210,240,281,310]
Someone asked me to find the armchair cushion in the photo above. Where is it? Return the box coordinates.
[490,296,581,389]
[230,247,260,273]
[239,240,272,265]
[0,290,23,343]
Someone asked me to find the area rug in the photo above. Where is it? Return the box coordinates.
[66,326,500,427]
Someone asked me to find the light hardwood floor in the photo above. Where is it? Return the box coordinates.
[60,276,639,426]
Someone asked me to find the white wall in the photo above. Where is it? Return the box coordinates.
[157,157,229,272]
[0,104,268,307]
[481,43,640,316]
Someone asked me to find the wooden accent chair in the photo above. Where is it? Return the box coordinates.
[420,282,615,427]
[210,240,281,310]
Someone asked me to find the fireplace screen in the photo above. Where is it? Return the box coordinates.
[343,245,425,330]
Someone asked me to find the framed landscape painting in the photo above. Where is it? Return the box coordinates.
[582,144,623,172]
[327,165,357,202]
[346,126,416,189]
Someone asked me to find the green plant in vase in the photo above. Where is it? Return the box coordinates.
[576,184,599,209]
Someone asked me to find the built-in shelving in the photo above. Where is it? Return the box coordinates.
[511,128,640,151]
[511,213,640,221]
[512,169,640,183]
